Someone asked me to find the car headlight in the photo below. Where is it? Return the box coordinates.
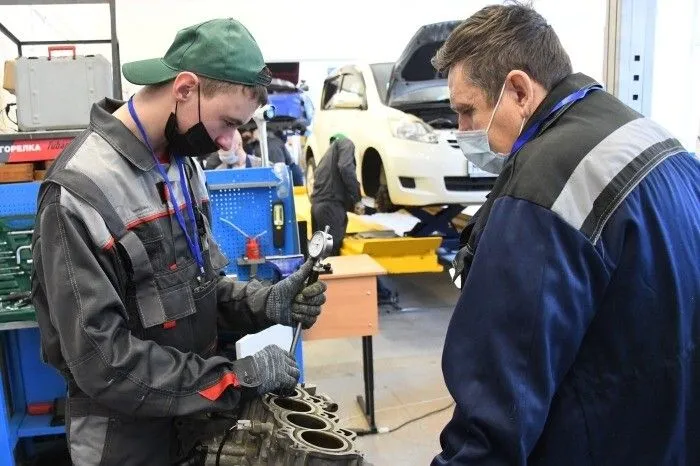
[389,119,438,144]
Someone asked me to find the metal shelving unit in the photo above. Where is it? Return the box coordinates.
[0,0,122,165]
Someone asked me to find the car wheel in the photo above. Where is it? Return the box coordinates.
[305,157,316,198]
[375,166,397,213]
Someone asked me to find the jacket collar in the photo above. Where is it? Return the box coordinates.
[459,74,601,250]
[523,73,600,138]
[89,98,156,171]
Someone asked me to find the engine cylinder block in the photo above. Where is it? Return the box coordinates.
[204,384,364,465]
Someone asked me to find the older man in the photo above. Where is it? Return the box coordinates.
[432,3,700,465]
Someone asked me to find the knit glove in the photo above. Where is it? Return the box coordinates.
[265,259,327,329]
[250,345,300,395]
[353,201,365,215]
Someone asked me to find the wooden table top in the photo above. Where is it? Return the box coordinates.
[320,254,387,280]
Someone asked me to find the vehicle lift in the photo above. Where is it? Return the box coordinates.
[404,204,465,254]
[293,189,475,280]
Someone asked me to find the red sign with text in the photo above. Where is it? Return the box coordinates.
[0,137,74,163]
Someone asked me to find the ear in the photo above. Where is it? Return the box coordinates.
[172,72,199,102]
[505,70,535,115]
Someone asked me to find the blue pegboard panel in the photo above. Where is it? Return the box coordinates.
[0,182,40,217]
[205,167,302,282]
[0,177,302,283]
[205,167,306,379]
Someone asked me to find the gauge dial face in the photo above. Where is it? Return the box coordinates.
[308,231,327,258]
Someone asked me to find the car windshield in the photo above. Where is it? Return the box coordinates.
[370,63,393,104]
[372,62,449,106]
[393,85,450,105]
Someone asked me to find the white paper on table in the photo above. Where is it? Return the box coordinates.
[235,324,294,358]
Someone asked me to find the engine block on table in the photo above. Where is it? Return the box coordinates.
[204,384,364,465]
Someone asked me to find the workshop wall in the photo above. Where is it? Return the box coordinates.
[113,0,608,107]
[2,0,696,150]
[0,1,607,129]
[650,0,700,152]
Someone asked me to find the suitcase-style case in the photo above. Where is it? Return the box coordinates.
[13,46,112,131]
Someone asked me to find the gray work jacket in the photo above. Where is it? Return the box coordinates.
[31,98,275,419]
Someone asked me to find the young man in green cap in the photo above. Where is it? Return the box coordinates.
[31,18,326,465]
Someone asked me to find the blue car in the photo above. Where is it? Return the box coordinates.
[266,78,314,133]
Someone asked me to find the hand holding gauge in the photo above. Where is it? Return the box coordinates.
[289,226,333,355]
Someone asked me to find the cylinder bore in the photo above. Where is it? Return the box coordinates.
[286,413,328,430]
[271,397,314,413]
[300,431,347,451]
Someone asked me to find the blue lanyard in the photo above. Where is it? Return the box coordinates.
[511,84,603,154]
[127,97,205,276]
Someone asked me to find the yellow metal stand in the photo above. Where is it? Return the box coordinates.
[294,187,443,274]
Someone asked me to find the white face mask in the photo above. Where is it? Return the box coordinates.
[455,81,523,175]
[219,151,237,165]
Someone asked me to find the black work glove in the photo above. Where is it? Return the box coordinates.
[251,345,299,395]
[265,259,327,329]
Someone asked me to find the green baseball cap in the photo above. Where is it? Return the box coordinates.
[122,18,271,87]
[330,133,347,143]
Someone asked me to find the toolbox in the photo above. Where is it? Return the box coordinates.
[9,46,112,131]
[0,214,35,323]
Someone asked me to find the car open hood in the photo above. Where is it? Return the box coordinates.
[266,62,300,85]
[268,78,298,93]
[387,21,461,108]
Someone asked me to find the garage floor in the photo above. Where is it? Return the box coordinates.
[302,270,460,466]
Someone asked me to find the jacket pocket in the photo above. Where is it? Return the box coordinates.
[140,270,219,356]
[136,260,200,352]
[131,222,166,272]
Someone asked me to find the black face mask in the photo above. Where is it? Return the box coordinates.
[165,86,219,157]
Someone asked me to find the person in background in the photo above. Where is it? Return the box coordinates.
[204,128,261,169]
[239,122,303,184]
[310,134,363,256]
[272,128,305,185]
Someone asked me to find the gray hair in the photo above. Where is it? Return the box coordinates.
[432,1,572,104]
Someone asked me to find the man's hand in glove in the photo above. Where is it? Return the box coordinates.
[251,345,299,395]
[353,201,365,216]
[265,259,327,329]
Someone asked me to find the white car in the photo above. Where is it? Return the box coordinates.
[303,21,495,212]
